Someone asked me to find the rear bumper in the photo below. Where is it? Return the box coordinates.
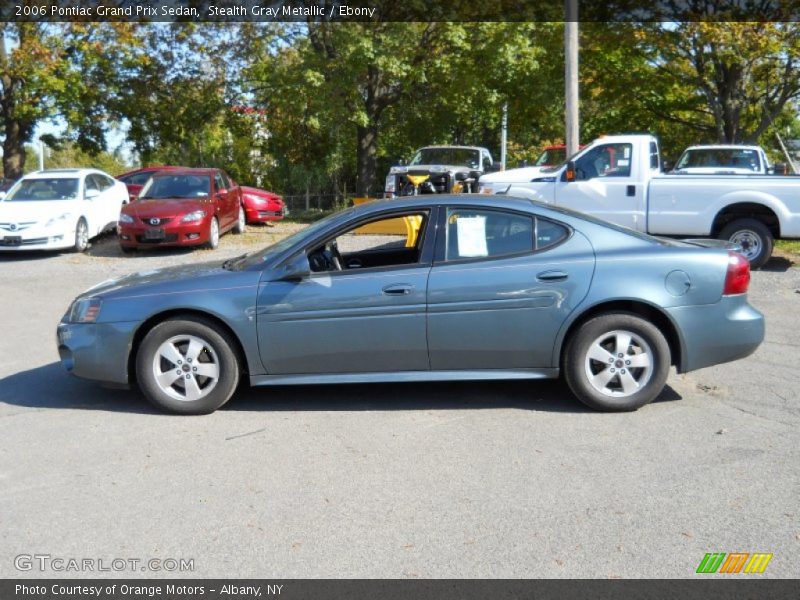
[57,320,139,386]
[666,295,764,373]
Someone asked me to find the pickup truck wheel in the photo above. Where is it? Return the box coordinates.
[564,313,671,412]
[718,218,773,270]
[135,317,240,414]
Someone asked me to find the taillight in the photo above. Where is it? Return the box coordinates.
[723,251,750,295]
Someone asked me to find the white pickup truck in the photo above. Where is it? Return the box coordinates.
[478,134,800,268]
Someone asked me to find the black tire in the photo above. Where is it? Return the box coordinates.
[232,204,246,234]
[563,312,671,412]
[73,218,89,252]
[135,317,240,415]
[718,218,773,270]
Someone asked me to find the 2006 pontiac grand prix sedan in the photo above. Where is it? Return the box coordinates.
[57,195,765,414]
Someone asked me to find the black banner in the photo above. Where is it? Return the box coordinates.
[3,0,800,23]
[3,579,800,600]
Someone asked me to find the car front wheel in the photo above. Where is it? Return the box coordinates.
[563,313,671,412]
[207,217,220,249]
[73,218,89,252]
[233,205,246,234]
[135,317,240,414]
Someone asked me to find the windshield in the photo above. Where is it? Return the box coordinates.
[410,148,481,169]
[139,174,211,199]
[4,178,79,201]
[676,148,761,172]
[534,148,566,166]
[540,147,587,174]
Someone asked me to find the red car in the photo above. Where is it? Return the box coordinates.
[241,186,286,224]
[116,165,183,203]
[118,168,245,252]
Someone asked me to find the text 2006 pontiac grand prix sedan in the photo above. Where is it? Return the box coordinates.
[57,196,764,414]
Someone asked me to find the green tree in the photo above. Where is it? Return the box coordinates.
[0,23,140,179]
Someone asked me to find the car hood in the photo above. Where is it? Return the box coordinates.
[0,199,83,223]
[673,167,758,175]
[480,166,549,184]
[125,198,208,218]
[80,259,259,301]
[403,164,478,173]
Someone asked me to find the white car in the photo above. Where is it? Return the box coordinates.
[0,168,127,252]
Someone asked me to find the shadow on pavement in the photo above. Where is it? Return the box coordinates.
[0,361,684,415]
[761,255,794,272]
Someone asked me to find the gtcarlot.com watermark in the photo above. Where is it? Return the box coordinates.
[15,554,195,573]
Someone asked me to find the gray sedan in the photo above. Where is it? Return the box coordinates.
[57,196,764,414]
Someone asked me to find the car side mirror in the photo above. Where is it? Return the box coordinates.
[484,163,502,173]
[85,188,100,200]
[564,160,576,182]
[280,252,310,281]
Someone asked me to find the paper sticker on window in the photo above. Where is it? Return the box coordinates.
[617,159,630,167]
[456,215,488,257]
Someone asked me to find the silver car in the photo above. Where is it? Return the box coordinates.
[57,196,764,414]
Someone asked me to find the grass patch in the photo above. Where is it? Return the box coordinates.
[775,239,800,257]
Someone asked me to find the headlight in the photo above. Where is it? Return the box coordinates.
[45,213,71,227]
[69,297,102,323]
[479,184,494,194]
[118,213,134,224]
[181,210,206,223]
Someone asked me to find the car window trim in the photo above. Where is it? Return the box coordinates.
[433,205,573,266]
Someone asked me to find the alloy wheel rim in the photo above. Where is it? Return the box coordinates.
[730,230,761,261]
[77,221,88,249]
[211,219,219,246]
[584,329,654,397]
[238,206,245,230]
[152,334,220,402]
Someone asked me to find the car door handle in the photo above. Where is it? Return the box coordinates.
[536,270,568,282]
[382,284,414,296]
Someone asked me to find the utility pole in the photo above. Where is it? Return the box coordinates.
[38,139,45,171]
[501,102,508,170]
[565,0,579,157]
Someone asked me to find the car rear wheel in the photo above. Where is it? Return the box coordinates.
[207,217,220,249]
[73,218,89,252]
[563,313,670,412]
[232,205,246,234]
[718,218,773,270]
[135,317,240,414]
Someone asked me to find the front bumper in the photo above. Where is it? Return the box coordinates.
[666,294,765,373]
[244,205,285,223]
[0,229,73,250]
[57,320,139,386]
[118,221,209,248]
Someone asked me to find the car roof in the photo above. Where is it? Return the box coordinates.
[117,165,184,177]
[418,145,486,151]
[150,168,218,176]
[22,168,104,179]
[683,145,762,151]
